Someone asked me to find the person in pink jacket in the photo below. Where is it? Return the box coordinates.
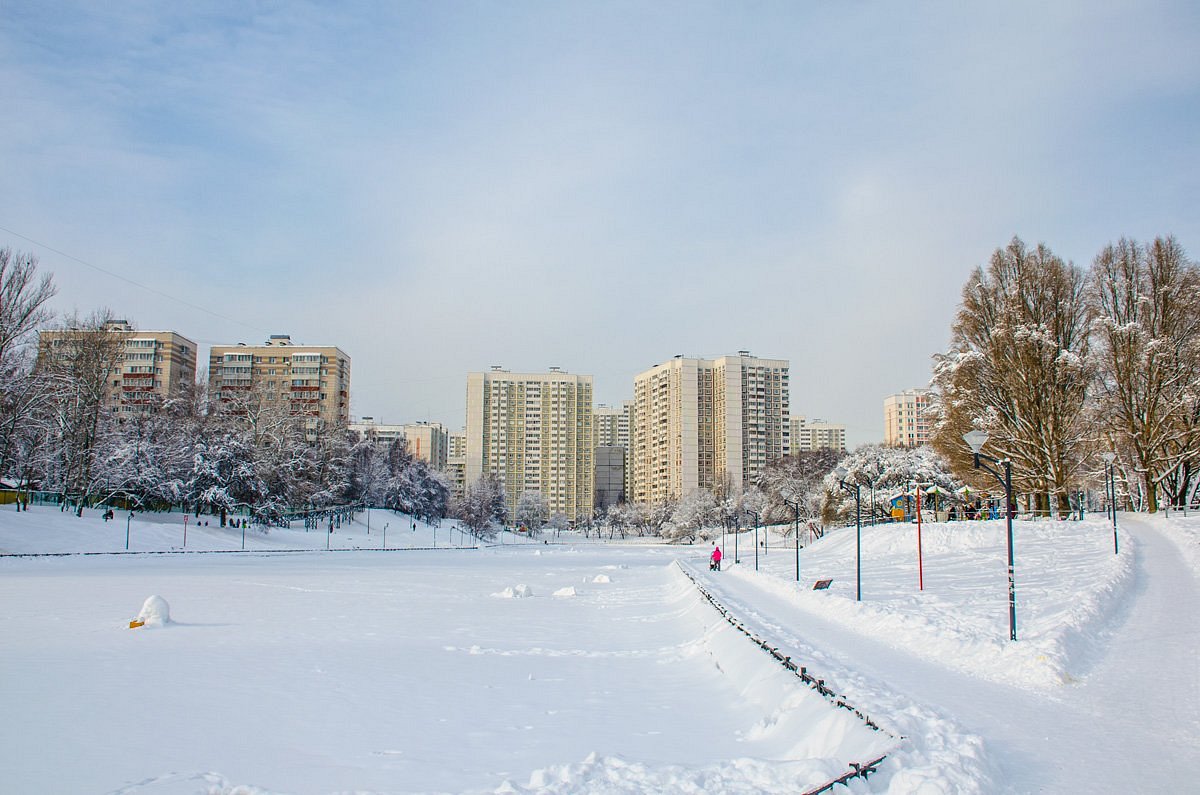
[710,544,723,571]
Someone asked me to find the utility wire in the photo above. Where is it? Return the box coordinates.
[0,224,265,334]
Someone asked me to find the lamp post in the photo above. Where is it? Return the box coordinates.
[963,430,1017,642]
[734,514,740,564]
[835,467,862,601]
[126,512,133,550]
[745,509,760,571]
[1102,451,1118,554]
[784,497,801,582]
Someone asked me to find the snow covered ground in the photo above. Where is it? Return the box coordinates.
[0,506,1197,793]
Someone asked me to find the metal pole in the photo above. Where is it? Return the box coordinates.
[734,517,739,563]
[126,513,131,550]
[916,483,924,591]
[1005,459,1016,641]
[754,514,759,571]
[241,521,246,550]
[855,484,862,601]
[1109,463,1119,555]
[794,505,800,582]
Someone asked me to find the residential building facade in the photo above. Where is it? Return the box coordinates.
[630,352,789,504]
[38,320,197,416]
[884,388,932,447]
[209,334,351,427]
[790,416,848,453]
[464,367,594,522]
[349,418,450,470]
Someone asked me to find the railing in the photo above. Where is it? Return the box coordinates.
[676,563,895,793]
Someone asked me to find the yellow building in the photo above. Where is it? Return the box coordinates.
[38,320,197,416]
[465,367,594,522]
[884,388,931,447]
[209,334,350,427]
[631,352,789,504]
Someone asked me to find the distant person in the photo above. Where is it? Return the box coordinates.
[710,544,722,571]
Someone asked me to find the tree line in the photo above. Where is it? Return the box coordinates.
[0,247,450,525]
[930,235,1199,514]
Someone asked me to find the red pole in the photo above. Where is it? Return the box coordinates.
[916,486,924,591]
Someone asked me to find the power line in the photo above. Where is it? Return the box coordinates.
[0,224,265,334]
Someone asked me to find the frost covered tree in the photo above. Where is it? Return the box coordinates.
[824,445,957,523]
[1088,236,1200,511]
[0,248,57,479]
[665,488,718,543]
[514,490,548,531]
[930,237,1092,516]
[454,473,507,539]
[755,450,841,526]
[37,310,125,514]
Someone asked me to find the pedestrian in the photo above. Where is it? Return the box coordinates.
[710,543,723,571]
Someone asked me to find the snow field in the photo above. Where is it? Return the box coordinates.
[0,521,900,794]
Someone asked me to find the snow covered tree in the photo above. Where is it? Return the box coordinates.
[0,248,56,480]
[930,237,1092,516]
[454,473,507,539]
[665,488,718,543]
[824,445,958,523]
[1088,236,1200,511]
[755,450,841,526]
[514,490,548,531]
[37,310,125,514]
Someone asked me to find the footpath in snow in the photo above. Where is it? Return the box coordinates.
[699,513,1200,793]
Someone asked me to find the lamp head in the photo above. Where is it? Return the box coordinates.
[963,430,989,454]
[1101,451,1116,464]
[834,466,848,482]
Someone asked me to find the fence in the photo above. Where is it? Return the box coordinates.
[676,563,895,793]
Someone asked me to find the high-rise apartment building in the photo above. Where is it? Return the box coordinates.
[464,367,594,522]
[630,352,789,504]
[38,320,197,416]
[446,430,466,497]
[594,403,632,449]
[209,334,350,426]
[790,416,848,453]
[884,388,932,447]
[349,418,450,470]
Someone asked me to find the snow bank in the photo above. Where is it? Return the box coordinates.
[734,519,1135,689]
[552,586,577,598]
[592,574,611,583]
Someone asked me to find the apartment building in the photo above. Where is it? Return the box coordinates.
[790,416,848,453]
[884,388,932,447]
[594,401,632,507]
[38,320,197,416]
[464,367,594,522]
[446,430,466,497]
[630,352,789,504]
[209,334,350,427]
[348,418,450,470]
[594,403,632,449]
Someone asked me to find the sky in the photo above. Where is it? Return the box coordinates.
[1,1,1198,446]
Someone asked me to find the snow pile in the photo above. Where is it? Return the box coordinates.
[592,574,611,583]
[552,586,577,598]
[493,584,534,599]
[133,595,170,628]
[1155,512,1200,576]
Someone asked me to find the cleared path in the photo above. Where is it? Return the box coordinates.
[699,517,1200,793]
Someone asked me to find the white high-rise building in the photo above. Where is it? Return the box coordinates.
[465,367,594,522]
[630,352,789,504]
[349,418,450,470]
[790,416,847,453]
[884,388,932,447]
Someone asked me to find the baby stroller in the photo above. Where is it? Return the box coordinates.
[709,557,721,571]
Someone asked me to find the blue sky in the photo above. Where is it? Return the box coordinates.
[2,1,1198,446]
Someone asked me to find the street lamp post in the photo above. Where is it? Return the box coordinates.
[835,467,862,601]
[784,498,801,582]
[964,430,1018,642]
[745,509,760,571]
[126,512,133,550]
[1102,451,1118,554]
